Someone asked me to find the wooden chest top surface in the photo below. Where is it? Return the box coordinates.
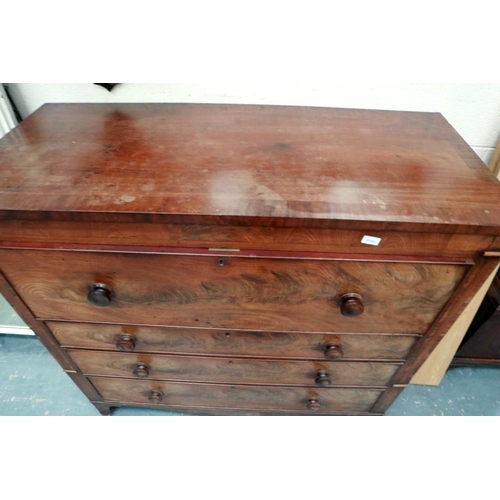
[0,103,499,233]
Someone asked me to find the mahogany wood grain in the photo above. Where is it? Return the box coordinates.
[393,257,500,383]
[490,236,500,253]
[89,377,383,413]
[1,103,499,416]
[0,240,473,265]
[0,220,495,257]
[1,104,499,234]
[47,322,419,361]
[371,257,500,413]
[68,350,401,387]
[411,263,499,386]
[0,249,468,334]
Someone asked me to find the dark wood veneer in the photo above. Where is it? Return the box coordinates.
[47,322,419,361]
[90,377,384,414]
[1,103,499,416]
[0,249,469,334]
[68,349,401,387]
[1,104,499,235]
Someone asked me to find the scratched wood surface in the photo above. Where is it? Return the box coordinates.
[89,377,383,413]
[49,322,418,361]
[0,249,468,333]
[1,104,499,234]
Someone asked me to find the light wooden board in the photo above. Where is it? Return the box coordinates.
[490,136,500,178]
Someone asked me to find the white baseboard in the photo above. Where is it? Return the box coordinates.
[0,326,34,335]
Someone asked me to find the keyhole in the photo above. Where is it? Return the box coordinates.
[218,259,225,267]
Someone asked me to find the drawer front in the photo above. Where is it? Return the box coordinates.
[0,249,468,333]
[49,322,419,361]
[70,350,400,387]
[90,377,383,413]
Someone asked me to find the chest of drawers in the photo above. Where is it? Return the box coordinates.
[1,103,499,415]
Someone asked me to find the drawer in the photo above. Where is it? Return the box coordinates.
[90,377,383,413]
[49,322,418,361]
[0,249,468,333]
[70,350,400,387]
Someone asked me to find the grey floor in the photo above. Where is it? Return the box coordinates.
[1,297,500,416]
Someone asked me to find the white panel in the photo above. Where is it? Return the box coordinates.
[473,147,495,165]
[0,84,17,138]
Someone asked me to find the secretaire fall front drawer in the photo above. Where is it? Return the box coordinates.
[0,249,469,333]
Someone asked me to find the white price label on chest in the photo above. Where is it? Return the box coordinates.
[361,235,382,246]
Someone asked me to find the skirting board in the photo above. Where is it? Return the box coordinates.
[0,326,34,335]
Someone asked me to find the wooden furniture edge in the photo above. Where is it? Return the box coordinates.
[489,134,500,178]
[1,210,500,236]
[410,262,500,386]
[485,252,500,257]
[370,257,500,411]
[370,387,406,414]
[90,401,384,417]
[0,270,104,402]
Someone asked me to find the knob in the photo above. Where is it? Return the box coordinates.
[133,363,150,378]
[315,370,332,386]
[340,293,364,317]
[87,283,113,307]
[116,334,136,352]
[307,398,321,411]
[324,343,344,360]
[148,391,163,403]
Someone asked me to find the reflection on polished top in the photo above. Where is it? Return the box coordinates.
[0,103,499,234]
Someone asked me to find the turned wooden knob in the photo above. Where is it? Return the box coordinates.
[133,363,150,378]
[324,343,344,360]
[87,283,113,307]
[116,334,136,352]
[340,293,364,317]
[315,370,332,386]
[148,391,163,403]
[307,398,321,411]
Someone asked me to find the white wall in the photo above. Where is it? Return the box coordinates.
[5,83,500,164]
